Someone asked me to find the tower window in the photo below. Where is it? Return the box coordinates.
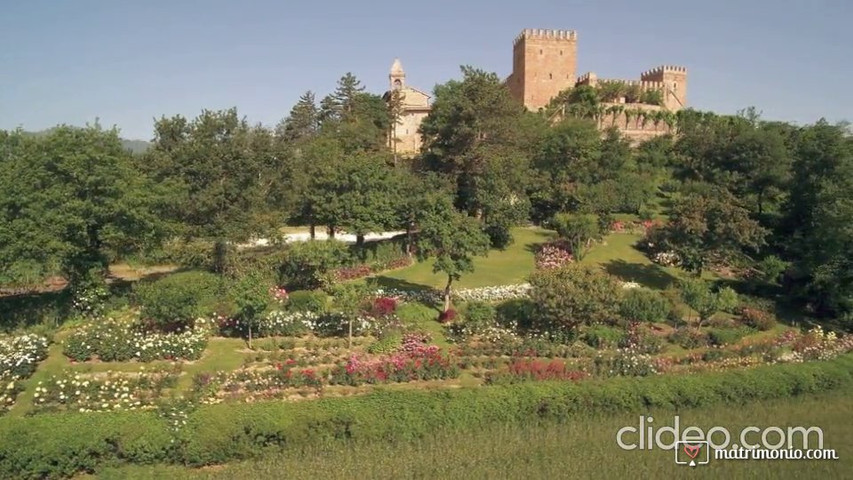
[539,49,543,54]
[549,73,553,80]
[560,50,563,55]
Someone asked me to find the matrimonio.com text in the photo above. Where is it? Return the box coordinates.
[615,415,839,467]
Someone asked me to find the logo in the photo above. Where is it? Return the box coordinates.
[675,441,710,467]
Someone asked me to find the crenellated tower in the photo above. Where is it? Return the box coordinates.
[507,29,578,111]
[640,65,688,111]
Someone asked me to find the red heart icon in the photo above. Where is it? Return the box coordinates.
[683,444,701,459]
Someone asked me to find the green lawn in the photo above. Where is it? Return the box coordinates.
[92,387,853,479]
[581,233,680,290]
[371,227,555,290]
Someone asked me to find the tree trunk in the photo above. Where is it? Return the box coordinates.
[213,239,227,274]
[328,226,335,239]
[405,222,414,256]
[356,234,365,248]
[309,223,316,240]
[248,322,253,350]
[443,276,453,313]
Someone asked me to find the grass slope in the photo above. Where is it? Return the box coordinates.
[94,387,853,479]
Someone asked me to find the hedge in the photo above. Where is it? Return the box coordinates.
[1,354,852,478]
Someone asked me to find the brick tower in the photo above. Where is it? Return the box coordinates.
[640,65,688,111]
[507,28,578,111]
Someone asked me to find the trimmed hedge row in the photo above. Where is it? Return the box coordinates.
[1,354,852,478]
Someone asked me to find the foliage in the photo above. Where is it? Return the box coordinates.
[528,263,623,334]
[232,271,273,347]
[679,279,739,326]
[534,242,573,270]
[275,240,350,290]
[0,126,166,286]
[708,326,755,346]
[550,212,599,260]
[415,195,491,312]
[286,290,329,313]
[740,307,777,331]
[582,324,626,349]
[459,301,497,333]
[133,271,223,332]
[660,185,767,274]
[668,327,710,349]
[619,288,671,323]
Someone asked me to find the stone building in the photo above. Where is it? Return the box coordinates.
[382,59,431,156]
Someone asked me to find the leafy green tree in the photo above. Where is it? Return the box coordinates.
[528,263,623,334]
[662,185,767,275]
[0,126,164,287]
[232,270,272,349]
[679,279,738,327]
[782,121,853,317]
[145,108,270,272]
[415,195,490,312]
[551,213,600,260]
[329,282,371,349]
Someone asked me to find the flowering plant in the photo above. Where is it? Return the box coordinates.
[329,345,458,386]
[486,358,588,384]
[269,286,289,305]
[64,317,207,362]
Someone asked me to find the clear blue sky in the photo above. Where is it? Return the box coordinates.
[1,0,850,140]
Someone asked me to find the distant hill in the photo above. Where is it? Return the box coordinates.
[21,128,151,154]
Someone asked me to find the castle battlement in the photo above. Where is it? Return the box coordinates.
[595,78,666,90]
[576,72,596,85]
[513,28,577,45]
[640,65,687,79]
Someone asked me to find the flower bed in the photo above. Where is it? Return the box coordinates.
[0,334,49,415]
[485,358,588,384]
[64,317,208,362]
[31,367,179,414]
[247,310,380,338]
[329,345,459,386]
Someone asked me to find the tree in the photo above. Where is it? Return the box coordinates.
[551,213,600,260]
[679,279,738,327]
[528,263,623,335]
[415,195,490,312]
[277,91,319,142]
[329,282,371,349]
[232,270,272,349]
[145,108,270,272]
[782,121,853,317]
[662,185,767,275]
[0,126,164,287]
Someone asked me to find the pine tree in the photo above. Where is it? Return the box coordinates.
[278,91,319,142]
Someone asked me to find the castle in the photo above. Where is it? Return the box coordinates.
[386,28,688,153]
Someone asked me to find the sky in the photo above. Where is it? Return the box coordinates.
[1,0,851,140]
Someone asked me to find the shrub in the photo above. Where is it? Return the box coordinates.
[462,302,497,331]
[528,263,622,334]
[668,327,709,349]
[534,242,573,270]
[438,309,457,323]
[0,334,49,383]
[486,358,588,385]
[740,307,777,331]
[550,213,600,260]
[619,288,670,323]
[286,290,329,313]
[582,325,626,349]
[620,322,665,354]
[275,240,350,290]
[496,298,536,330]
[63,317,208,362]
[133,271,222,332]
[160,238,214,269]
[367,332,403,354]
[369,297,398,318]
[708,327,755,346]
